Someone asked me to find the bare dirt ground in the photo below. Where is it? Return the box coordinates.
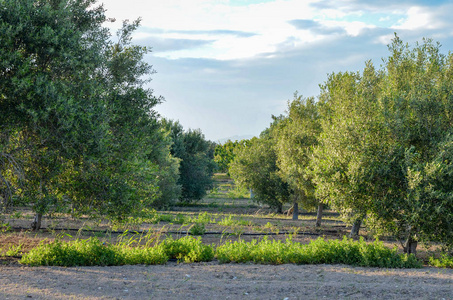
[1,262,452,300]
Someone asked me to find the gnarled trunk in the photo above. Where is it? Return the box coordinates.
[403,237,418,256]
[31,213,42,231]
[315,203,323,227]
[349,217,362,237]
[292,201,299,220]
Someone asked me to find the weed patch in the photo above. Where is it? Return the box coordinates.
[429,254,453,268]
[20,236,422,268]
[216,237,422,268]
[160,236,214,263]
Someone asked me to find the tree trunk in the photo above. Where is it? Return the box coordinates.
[276,202,283,214]
[31,213,42,231]
[403,237,418,256]
[349,217,362,237]
[315,203,323,227]
[292,201,299,220]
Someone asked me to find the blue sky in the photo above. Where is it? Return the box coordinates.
[100,0,453,142]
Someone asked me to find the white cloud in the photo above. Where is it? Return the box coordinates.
[101,0,340,60]
[98,0,453,140]
[376,33,394,45]
[392,6,438,30]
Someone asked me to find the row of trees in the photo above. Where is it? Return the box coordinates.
[228,35,453,254]
[0,0,214,229]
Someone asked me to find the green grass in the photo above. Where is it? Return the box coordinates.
[0,222,12,233]
[0,243,24,257]
[218,215,251,227]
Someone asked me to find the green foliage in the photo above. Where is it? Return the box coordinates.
[174,213,187,225]
[214,140,245,173]
[160,236,214,263]
[188,223,206,235]
[20,235,423,268]
[218,215,251,227]
[162,119,215,202]
[118,245,168,265]
[312,35,453,249]
[275,93,321,210]
[0,222,11,233]
[216,236,422,268]
[225,185,250,199]
[229,126,289,213]
[20,235,214,266]
[20,238,124,267]
[429,254,453,268]
[146,129,182,208]
[190,212,215,224]
[3,243,24,257]
[0,0,180,222]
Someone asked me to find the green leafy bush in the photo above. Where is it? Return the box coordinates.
[429,254,453,268]
[0,222,12,233]
[216,237,422,268]
[174,214,187,224]
[218,215,251,226]
[20,235,422,268]
[189,223,206,235]
[190,212,215,224]
[20,238,123,267]
[216,239,257,263]
[160,236,214,262]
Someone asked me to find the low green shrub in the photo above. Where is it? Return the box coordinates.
[20,235,422,268]
[218,215,251,226]
[0,222,12,233]
[20,238,123,267]
[4,243,24,257]
[188,223,206,235]
[429,254,453,268]
[174,213,187,224]
[190,212,215,224]
[216,236,422,268]
[216,239,257,263]
[160,236,214,263]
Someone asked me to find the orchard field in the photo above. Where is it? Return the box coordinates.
[1,1,453,298]
[0,174,452,299]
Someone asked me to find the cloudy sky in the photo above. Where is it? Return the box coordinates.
[100,0,453,142]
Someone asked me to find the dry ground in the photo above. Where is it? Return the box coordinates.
[0,262,452,300]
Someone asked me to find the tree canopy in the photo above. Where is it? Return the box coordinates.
[162,119,215,202]
[312,35,453,252]
[0,0,177,226]
[229,119,290,213]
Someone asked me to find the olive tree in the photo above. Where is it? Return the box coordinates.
[229,119,290,213]
[0,0,172,228]
[214,140,242,174]
[312,35,453,253]
[275,94,322,221]
[162,119,215,202]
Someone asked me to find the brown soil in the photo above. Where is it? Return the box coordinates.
[0,262,452,299]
